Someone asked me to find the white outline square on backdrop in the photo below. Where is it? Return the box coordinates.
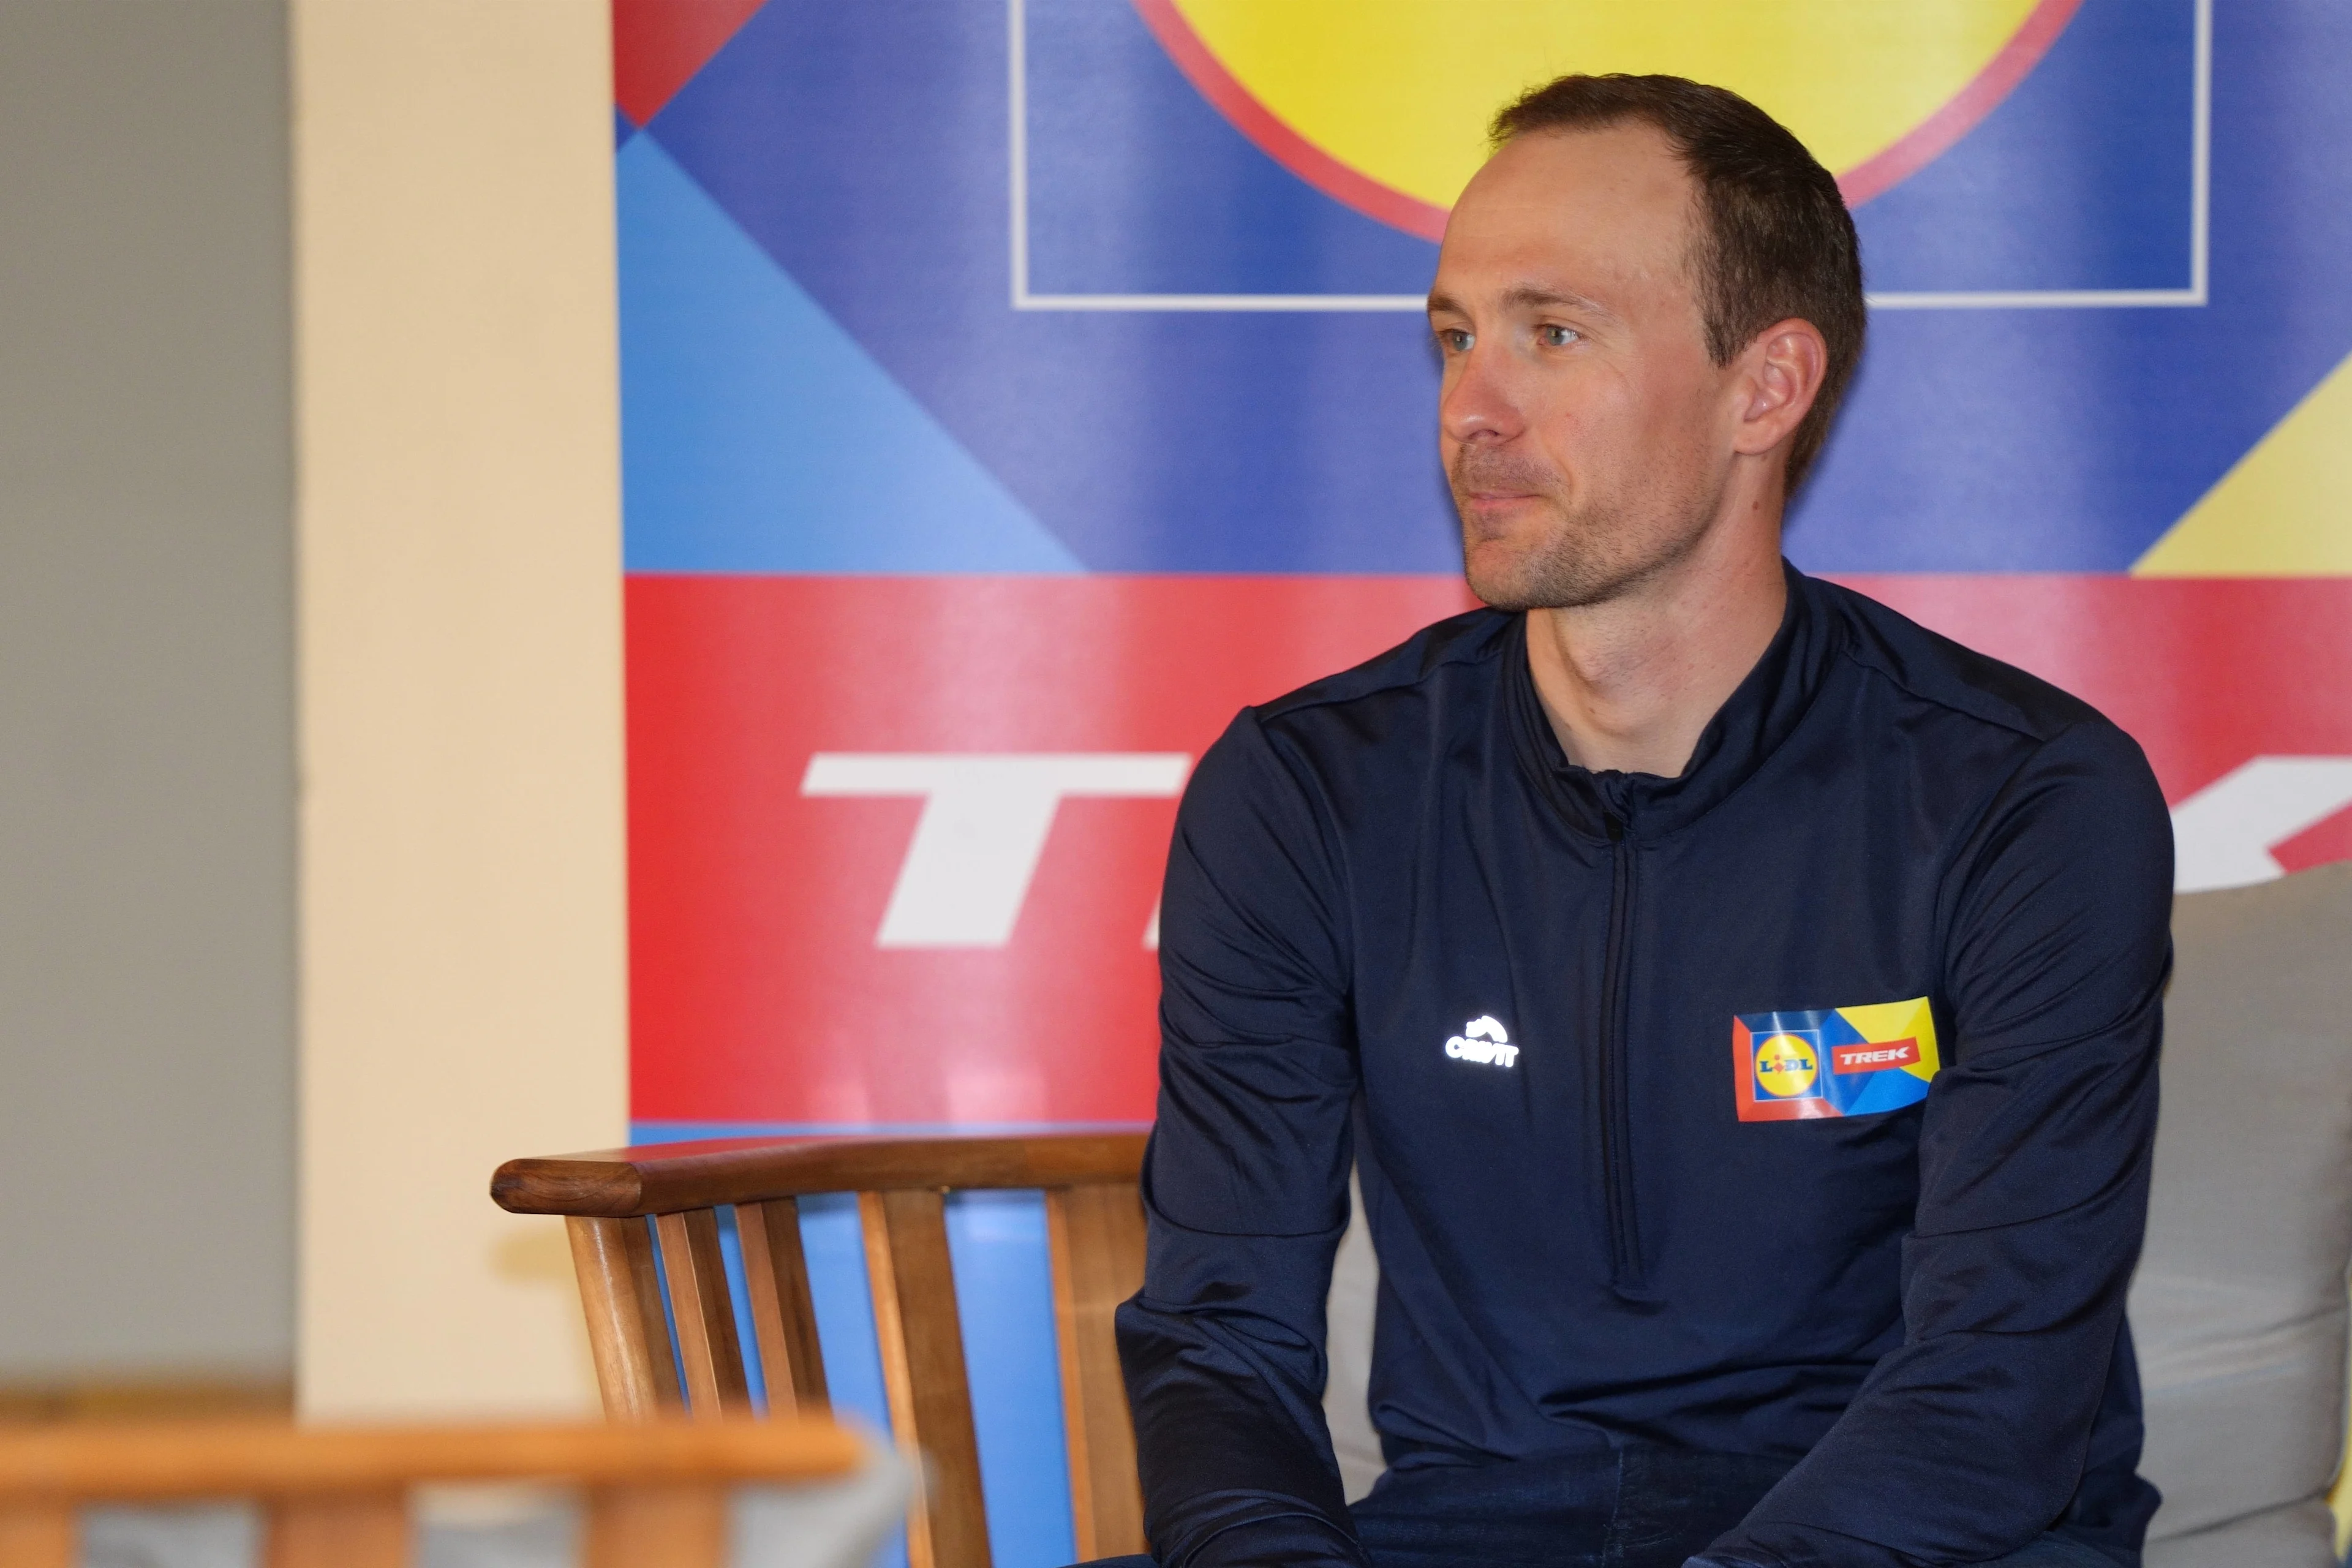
[1008,0,2209,313]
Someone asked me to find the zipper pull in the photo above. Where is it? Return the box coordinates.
[1605,813,1625,843]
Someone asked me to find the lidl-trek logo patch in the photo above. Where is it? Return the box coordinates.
[1733,997,1940,1123]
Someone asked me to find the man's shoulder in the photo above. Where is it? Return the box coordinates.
[1811,576,2165,856]
[1814,576,2113,747]
[1251,606,1516,738]
[1178,607,1513,856]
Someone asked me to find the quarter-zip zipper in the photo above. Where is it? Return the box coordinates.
[1598,810,1643,1288]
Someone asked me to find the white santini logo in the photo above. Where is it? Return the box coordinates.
[1446,1015,1518,1068]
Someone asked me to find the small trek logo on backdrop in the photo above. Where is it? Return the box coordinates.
[1446,1015,1517,1068]
[1733,997,1940,1122]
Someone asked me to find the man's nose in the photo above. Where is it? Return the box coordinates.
[1440,345,1523,447]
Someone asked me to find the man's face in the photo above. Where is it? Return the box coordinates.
[1430,124,1743,611]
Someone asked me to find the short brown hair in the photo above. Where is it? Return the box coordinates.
[1491,74,1865,493]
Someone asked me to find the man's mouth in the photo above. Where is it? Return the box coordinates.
[1457,488,1547,529]
[1451,455,1558,514]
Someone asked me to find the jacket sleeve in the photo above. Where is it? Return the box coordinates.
[1696,720,2174,1568]
[1115,710,1370,1568]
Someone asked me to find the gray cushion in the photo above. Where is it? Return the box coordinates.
[2133,862,2352,1552]
[2143,1498,2340,1568]
[1325,864,2352,1559]
[1324,1167,1386,1504]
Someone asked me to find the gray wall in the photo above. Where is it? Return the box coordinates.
[0,0,294,1378]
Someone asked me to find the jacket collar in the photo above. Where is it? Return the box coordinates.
[1504,561,1841,843]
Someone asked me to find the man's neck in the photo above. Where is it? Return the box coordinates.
[1523,518,1788,779]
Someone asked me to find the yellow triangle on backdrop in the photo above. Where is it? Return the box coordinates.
[2135,350,2352,575]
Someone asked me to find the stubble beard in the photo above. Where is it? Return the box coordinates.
[1451,447,1722,612]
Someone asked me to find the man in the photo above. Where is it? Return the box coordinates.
[1107,75,2171,1568]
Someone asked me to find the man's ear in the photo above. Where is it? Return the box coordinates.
[1730,318,1828,458]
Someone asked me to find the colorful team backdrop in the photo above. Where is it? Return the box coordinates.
[613,2,2352,1561]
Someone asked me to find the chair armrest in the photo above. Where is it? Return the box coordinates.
[491,1131,1150,1218]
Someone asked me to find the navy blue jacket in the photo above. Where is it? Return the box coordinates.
[1118,568,2171,1568]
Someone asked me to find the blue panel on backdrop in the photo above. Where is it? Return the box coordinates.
[1850,0,2198,293]
[1022,0,1439,297]
[946,1193,1079,1568]
[641,0,2352,575]
[641,0,1460,576]
[1787,0,2352,571]
[617,134,1083,574]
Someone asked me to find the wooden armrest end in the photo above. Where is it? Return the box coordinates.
[492,1130,1150,1218]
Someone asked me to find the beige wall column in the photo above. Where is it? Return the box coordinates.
[293,0,626,1417]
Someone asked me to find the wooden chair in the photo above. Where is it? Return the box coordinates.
[0,1415,861,1568]
[492,1133,1151,1568]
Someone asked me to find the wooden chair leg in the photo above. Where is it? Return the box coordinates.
[861,1188,991,1568]
[265,1491,409,1568]
[0,1500,75,1568]
[654,1208,753,1417]
[568,1215,685,1418]
[1047,1182,1149,1559]
[585,1482,727,1568]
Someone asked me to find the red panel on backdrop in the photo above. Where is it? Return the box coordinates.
[630,573,2352,1123]
[1836,576,2352,814]
[611,0,767,127]
[628,575,1477,1123]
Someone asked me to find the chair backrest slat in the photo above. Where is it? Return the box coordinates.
[266,1492,408,1568]
[0,1501,73,1568]
[1045,1182,1148,1560]
[565,1217,684,1419]
[860,1189,992,1568]
[737,1199,830,1415]
[653,1210,753,1417]
[582,1482,727,1568]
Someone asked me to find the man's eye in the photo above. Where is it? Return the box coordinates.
[1538,325,1581,347]
[1436,328,1474,353]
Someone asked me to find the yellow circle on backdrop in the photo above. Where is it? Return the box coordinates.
[1754,1033,1820,1099]
[1166,0,2047,212]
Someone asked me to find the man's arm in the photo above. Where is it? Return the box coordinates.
[1116,710,1368,1568]
[1698,720,2173,1568]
